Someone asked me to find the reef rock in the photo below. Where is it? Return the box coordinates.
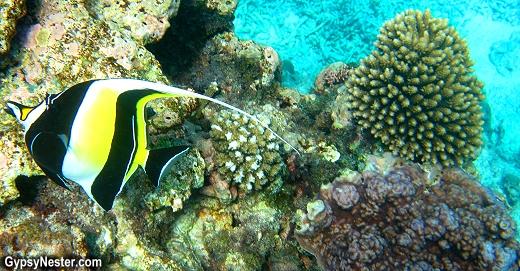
[174,31,282,104]
[0,178,116,264]
[0,0,26,55]
[314,62,351,94]
[85,0,180,45]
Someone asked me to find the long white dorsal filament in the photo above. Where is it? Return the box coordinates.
[187,90,301,155]
[108,79,301,155]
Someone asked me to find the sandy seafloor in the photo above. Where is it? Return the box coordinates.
[235,0,520,223]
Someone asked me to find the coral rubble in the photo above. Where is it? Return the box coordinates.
[489,31,520,77]
[346,9,485,166]
[295,155,520,270]
[0,0,26,55]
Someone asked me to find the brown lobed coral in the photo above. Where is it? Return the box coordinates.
[295,157,520,270]
[346,9,485,166]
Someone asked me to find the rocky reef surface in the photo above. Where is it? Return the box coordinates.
[0,0,27,55]
[1,1,519,271]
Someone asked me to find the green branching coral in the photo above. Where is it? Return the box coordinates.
[346,9,485,166]
[209,107,286,194]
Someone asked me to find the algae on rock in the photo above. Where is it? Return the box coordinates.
[0,0,27,55]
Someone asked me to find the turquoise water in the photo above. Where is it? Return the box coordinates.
[235,0,519,92]
[235,0,520,219]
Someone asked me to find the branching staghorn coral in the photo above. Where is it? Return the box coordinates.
[347,9,485,166]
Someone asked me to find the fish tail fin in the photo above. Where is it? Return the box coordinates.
[144,145,190,186]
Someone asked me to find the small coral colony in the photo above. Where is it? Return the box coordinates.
[1,2,518,270]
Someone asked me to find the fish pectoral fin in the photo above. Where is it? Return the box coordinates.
[144,145,190,187]
[40,166,70,190]
[30,132,68,179]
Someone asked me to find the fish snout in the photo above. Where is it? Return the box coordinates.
[4,101,19,118]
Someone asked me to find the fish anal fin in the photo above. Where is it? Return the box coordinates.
[92,190,116,211]
[144,146,190,187]
[89,177,119,211]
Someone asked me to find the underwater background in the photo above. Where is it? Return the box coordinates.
[0,0,520,270]
[234,0,520,225]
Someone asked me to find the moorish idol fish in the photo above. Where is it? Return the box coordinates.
[4,79,298,211]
